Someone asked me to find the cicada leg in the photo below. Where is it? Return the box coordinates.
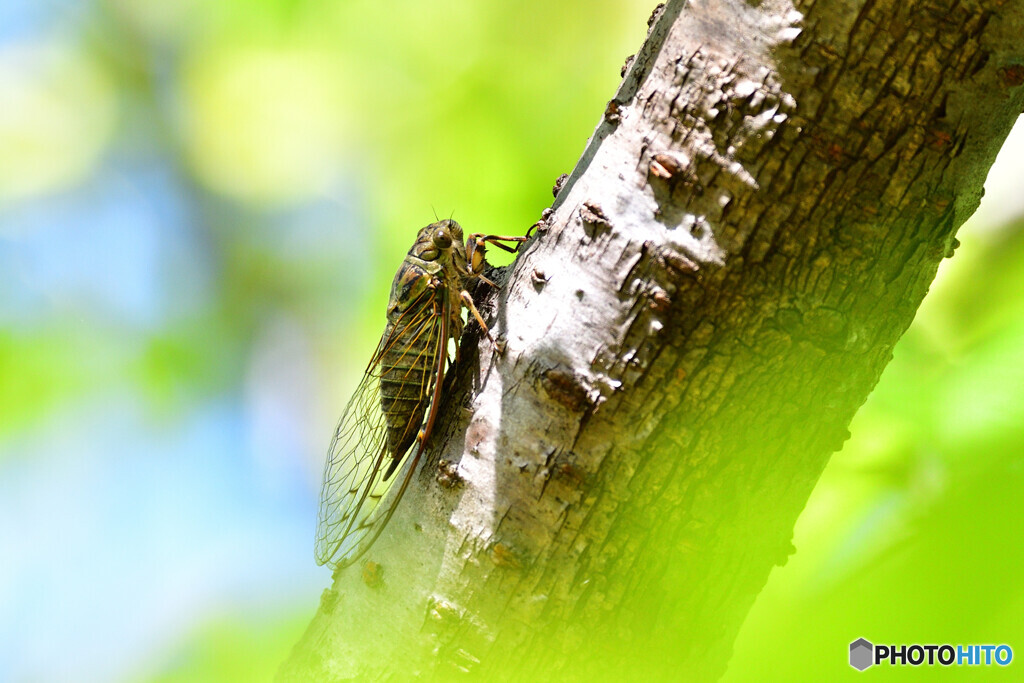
[468,233,530,254]
[465,233,530,286]
[460,233,528,352]
[458,290,508,354]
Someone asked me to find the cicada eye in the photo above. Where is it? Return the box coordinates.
[432,228,452,250]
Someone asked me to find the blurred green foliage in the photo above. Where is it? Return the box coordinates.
[1,0,1020,680]
[150,612,310,683]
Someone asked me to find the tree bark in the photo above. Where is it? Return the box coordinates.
[280,0,1024,680]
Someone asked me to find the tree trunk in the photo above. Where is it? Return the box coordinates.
[279,0,1024,680]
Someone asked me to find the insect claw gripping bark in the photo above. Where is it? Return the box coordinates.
[315,220,526,569]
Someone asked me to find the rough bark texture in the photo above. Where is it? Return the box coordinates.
[280,0,1024,680]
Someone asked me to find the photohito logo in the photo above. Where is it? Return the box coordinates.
[849,638,1013,670]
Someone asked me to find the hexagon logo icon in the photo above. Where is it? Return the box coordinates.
[850,638,874,671]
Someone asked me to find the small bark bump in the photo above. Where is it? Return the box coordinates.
[361,561,384,589]
[436,459,463,489]
[538,366,596,413]
[552,173,569,197]
[489,542,525,569]
[580,201,612,238]
[998,63,1024,87]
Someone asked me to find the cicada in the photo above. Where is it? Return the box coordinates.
[315,219,525,569]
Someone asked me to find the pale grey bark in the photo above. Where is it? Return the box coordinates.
[280,0,1024,680]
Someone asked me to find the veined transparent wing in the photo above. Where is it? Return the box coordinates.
[315,290,449,569]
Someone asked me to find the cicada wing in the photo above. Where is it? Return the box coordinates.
[315,293,448,569]
[314,360,388,567]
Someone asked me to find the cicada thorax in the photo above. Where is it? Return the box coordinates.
[377,221,468,479]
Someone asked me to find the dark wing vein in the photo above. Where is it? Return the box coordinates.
[315,286,447,569]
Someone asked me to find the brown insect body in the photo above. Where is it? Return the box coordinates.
[378,223,469,478]
[315,220,525,569]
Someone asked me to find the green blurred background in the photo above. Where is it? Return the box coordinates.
[0,1,1020,681]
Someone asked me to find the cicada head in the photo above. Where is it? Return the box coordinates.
[413,219,462,262]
